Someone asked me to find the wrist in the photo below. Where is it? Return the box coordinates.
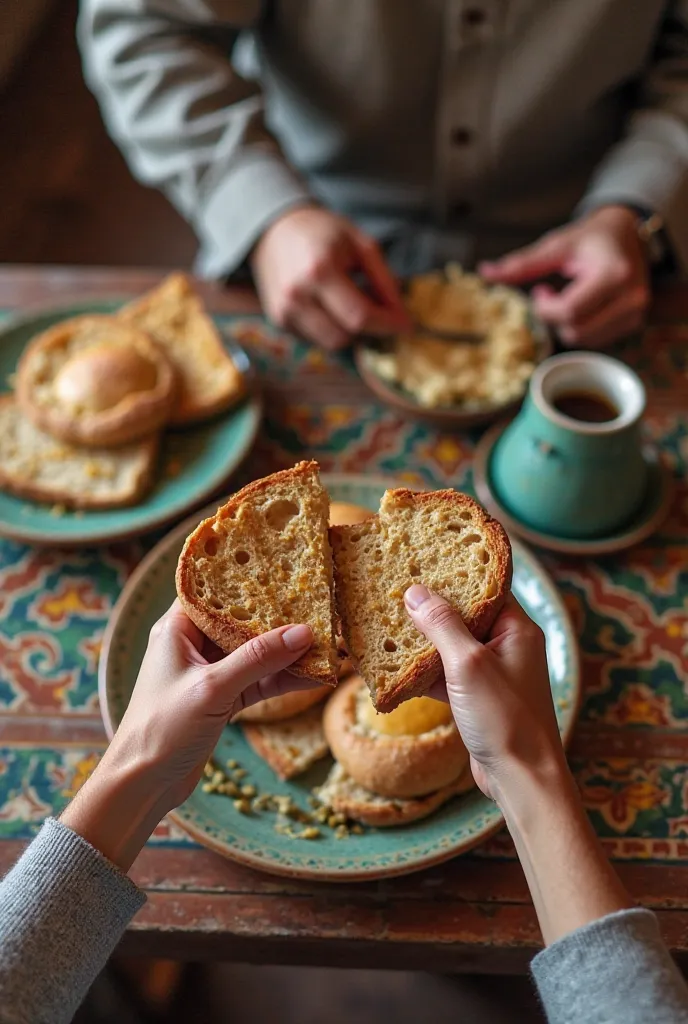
[490,747,575,823]
[250,201,321,266]
[60,738,170,872]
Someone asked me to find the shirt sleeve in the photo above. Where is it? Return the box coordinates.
[77,0,313,279]
[531,907,688,1024]
[577,3,688,270]
[0,817,146,1024]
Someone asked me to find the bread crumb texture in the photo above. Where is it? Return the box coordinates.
[332,488,511,710]
[177,461,337,683]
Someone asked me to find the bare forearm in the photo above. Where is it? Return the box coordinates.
[497,756,631,946]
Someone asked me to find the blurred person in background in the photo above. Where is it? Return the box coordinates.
[79,2,688,351]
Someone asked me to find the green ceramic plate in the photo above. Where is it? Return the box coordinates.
[100,474,580,881]
[0,302,262,546]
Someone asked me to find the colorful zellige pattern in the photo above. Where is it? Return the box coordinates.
[0,315,687,866]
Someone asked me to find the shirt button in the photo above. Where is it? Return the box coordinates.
[451,201,472,218]
[463,8,486,26]
[451,127,473,146]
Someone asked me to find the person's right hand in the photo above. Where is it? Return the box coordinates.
[250,205,411,350]
[404,585,564,804]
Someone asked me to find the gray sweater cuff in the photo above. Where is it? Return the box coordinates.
[532,908,688,1024]
[0,817,146,1024]
[576,111,688,273]
[195,150,313,279]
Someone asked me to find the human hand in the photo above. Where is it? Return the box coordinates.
[62,603,315,869]
[251,205,411,350]
[480,205,650,348]
[111,601,316,810]
[404,586,564,805]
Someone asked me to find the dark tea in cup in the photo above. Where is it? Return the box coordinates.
[552,390,619,423]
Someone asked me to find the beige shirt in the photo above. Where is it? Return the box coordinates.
[78,1,688,277]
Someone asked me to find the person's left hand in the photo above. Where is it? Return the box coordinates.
[480,205,650,348]
[62,602,317,870]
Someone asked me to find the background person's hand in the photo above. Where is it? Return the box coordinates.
[480,205,650,349]
[251,205,411,350]
[404,586,563,803]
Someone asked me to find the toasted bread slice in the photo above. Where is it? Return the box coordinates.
[0,395,158,509]
[331,489,511,712]
[233,685,330,724]
[314,761,474,827]
[176,461,338,685]
[119,273,244,425]
[242,704,329,780]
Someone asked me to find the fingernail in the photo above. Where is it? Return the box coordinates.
[282,624,313,651]
[405,584,431,610]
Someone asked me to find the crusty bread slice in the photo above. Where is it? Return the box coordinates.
[176,461,338,685]
[330,489,512,712]
[0,395,158,509]
[233,685,330,724]
[314,761,474,827]
[119,273,244,425]
[241,704,330,780]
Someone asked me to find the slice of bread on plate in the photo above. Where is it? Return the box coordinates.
[241,703,330,780]
[119,272,245,425]
[331,488,511,712]
[314,761,474,827]
[176,461,338,685]
[0,395,158,509]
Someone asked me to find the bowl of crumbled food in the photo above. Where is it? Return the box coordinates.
[355,265,553,428]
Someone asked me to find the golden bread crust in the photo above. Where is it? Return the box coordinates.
[323,675,468,798]
[331,489,512,713]
[175,460,338,686]
[233,685,330,723]
[119,273,245,425]
[16,316,176,447]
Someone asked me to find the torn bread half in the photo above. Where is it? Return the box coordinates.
[330,488,511,712]
[176,461,338,685]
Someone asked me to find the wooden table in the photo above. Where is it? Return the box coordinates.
[1,265,688,973]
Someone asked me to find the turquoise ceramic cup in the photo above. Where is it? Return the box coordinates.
[490,353,648,539]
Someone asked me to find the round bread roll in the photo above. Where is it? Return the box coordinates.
[323,675,468,799]
[17,315,176,447]
[233,684,331,724]
[329,501,374,527]
[316,762,474,827]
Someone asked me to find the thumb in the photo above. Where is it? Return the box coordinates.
[205,624,313,705]
[479,237,567,285]
[404,585,484,685]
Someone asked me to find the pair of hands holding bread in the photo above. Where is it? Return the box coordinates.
[61,585,554,858]
[63,582,631,947]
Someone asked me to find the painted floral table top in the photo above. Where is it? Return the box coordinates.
[0,267,687,969]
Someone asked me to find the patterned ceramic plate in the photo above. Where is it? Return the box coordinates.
[0,302,262,546]
[100,474,580,881]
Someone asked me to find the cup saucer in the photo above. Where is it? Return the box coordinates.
[473,421,673,557]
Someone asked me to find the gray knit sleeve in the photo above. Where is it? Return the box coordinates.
[531,908,688,1024]
[0,817,146,1024]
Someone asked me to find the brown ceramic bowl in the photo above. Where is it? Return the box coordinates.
[354,305,553,431]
